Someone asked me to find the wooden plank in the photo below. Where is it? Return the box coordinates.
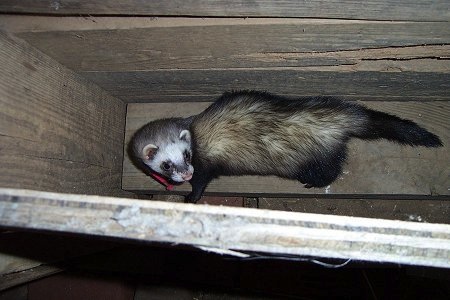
[0,1,448,21]
[123,101,450,196]
[4,18,449,102]
[258,198,450,224]
[0,31,130,197]
[86,70,450,103]
[1,188,450,268]
[150,194,245,206]
[1,265,62,291]
[13,22,450,72]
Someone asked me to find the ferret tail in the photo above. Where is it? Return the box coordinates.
[353,108,443,147]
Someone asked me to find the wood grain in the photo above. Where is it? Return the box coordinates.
[0,1,448,21]
[0,31,129,197]
[1,265,62,291]
[1,188,450,268]
[86,70,450,103]
[123,101,449,196]
[6,18,449,103]
[15,22,450,72]
[258,198,450,224]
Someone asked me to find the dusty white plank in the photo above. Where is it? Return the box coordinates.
[1,188,449,268]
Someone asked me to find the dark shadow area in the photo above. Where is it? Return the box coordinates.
[1,230,450,299]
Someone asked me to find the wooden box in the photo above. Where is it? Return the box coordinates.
[0,1,449,292]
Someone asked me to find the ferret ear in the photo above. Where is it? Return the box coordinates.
[142,144,158,161]
[179,130,191,143]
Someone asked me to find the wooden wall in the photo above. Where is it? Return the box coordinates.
[0,31,132,289]
[0,0,449,292]
[1,1,447,198]
[0,31,128,197]
[0,3,449,103]
[0,2,448,195]
[0,0,448,20]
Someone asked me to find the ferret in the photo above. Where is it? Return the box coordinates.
[129,90,442,203]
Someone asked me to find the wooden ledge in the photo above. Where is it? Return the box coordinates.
[1,188,449,268]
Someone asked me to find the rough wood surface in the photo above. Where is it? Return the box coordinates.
[0,1,448,21]
[1,16,448,103]
[14,22,450,72]
[1,265,62,291]
[0,31,129,196]
[123,101,449,196]
[258,198,450,224]
[1,188,450,268]
[87,70,450,103]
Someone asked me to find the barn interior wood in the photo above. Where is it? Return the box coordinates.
[0,0,449,296]
[1,189,450,270]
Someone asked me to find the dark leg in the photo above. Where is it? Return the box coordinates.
[185,171,214,203]
[297,147,347,188]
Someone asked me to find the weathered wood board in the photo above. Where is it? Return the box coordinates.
[1,16,448,103]
[0,0,448,21]
[258,198,450,224]
[123,101,449,196]
[1,265,62,291]
[88,70,450,103]
[0,31,129,197]
[13,22,450,72]
[1,188,450,268]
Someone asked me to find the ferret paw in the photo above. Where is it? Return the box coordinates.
[304,183,314,189]
[185,193,199,204]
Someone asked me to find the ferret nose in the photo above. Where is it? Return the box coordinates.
[181,172,193,181]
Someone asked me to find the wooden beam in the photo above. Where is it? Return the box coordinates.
[123,101,449,196]
[258,198,450,224]
[0,31,130,197]
[2,17,448,102]
[1,265,62,291]
[1,188,449,268]
[13,21,450,72]
[87,70,450,103]
[0,1,448,21]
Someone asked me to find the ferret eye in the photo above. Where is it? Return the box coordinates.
[184,151,191,161]
[161,162,171,171]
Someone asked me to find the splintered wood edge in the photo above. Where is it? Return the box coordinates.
[1,188,449,268]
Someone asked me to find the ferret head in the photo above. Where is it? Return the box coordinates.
[130,118,194,183]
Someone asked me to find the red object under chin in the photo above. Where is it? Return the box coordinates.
[149,172,175,191]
